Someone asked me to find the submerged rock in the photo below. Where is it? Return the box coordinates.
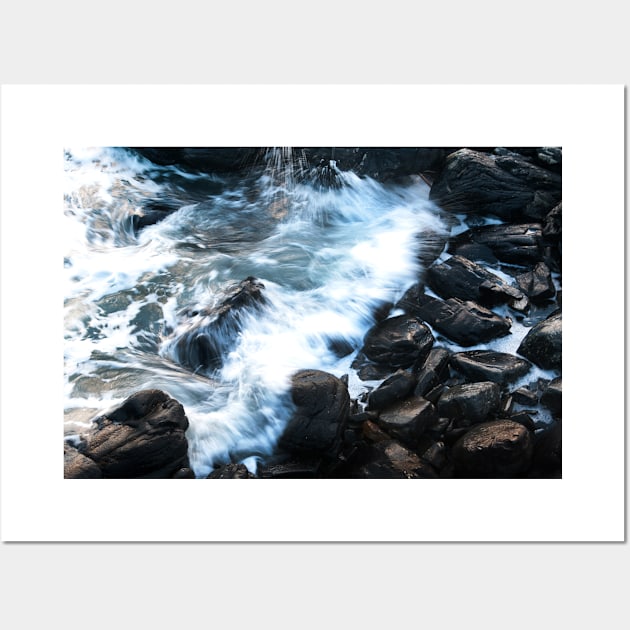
[65,389,191,479]
[172,277,266,372]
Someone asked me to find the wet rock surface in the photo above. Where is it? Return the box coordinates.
[73,147,561,479]
[64,389,191,479]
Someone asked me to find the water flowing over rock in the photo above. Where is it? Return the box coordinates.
[64,389,191,478]
[517,310,562,370]
[361,315,435,369]
[278,370,350,458]
[449,350,532,385]
[452,420,534,477]
[429,148,561,221]
[171,277,266,373]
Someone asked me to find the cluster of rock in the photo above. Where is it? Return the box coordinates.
[65,147,561,479]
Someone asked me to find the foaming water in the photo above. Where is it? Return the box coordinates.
[64,148,447,476]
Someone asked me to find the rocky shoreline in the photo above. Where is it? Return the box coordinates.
[64,147,562,479]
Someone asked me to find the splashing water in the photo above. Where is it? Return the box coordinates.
[64,147,448,476]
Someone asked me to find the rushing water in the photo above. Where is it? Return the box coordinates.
[63,147,449,476]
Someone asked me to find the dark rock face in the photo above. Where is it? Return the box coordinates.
[517,311,562,370]
[515,262,556,303]
[452,420,534,477]
[376,396,439,445]
[132,147,449,183]
[65,389,191,479]
[64,442,103,478]
[427,255,527,308]
[542,202,562,241]
[414,347,451,397]
[367,370,417,410]
[430,148,561,221]
[133,148,261,174]
[451,223,543,266]
[540,377,562,415]
[437,381,501,424]
[278,370,350,457]
[206,463,254,479]
[172,277,266,372]
[361,315,434,369]
[406,294,511,347]
[530,422,562,476]
[450,350,532,385]
[349,439,439,478]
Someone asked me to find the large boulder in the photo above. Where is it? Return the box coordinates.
[278,369,350,457]
[517,310,562,370]
[361,315,434,369]
[449,350,532,385]
[405,293,511,347]
[429,148,561,221]
[427,255,527,309]
[437,381,501,424]
[65,389,191,478]
[451,420,534,477]
[451,223,544,267]
[375,396,439,446]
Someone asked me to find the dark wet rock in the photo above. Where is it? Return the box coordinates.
[258,456,323,479]
[327,337,355,358]
[352,356,395,381]
[452,420,534,477]
[542,201,562,241]
[448,242,498,265]
[512,387,539,406]
[278,369,350,457]
[361,419,392,443]
[429,148,561,221]
[414,347,451,397]
[417,229,449,267]
[348,439,439,478]
[64,442,103,478]
[540,377,562,415]
[70,389,191,478]
[449,350,532,385]
[133,147,260,174]
[206,463,254,479]
[517,311,562,370]
[172,277,266,372]
[507,411,537,432]
[451,223,544,266]
[530,422,562,476]
[367,370,417,410]
[535,147,562,173]
[515,262,556,303]
[427,255,527,308]
[376,396,439,446]
[437,381,501,424]
[307,147,449,182]
[406,293,511,347]
[172,467,196,479]
[361,315,434,369]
